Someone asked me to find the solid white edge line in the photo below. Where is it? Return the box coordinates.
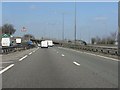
[19,55,28,61]
[58,47,119,62]
[73,61,80,66]
[0,64,14,74]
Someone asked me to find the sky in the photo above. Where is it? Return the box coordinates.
[2,2,118,43]
[0,2,2,26]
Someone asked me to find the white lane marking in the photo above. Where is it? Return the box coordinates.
[73,61,80,66]
[59,47,119,62]
[33,50,36,53]
[29,52,32,55]
[83,52,119,61]
[19,55,28,61]
[84,52,96,56]
[62,54,65,57]
[30,48,38,54]
[36,47,39,50]
[96,54,119,61]
[0,64,14,74]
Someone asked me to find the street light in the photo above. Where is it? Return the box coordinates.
[54,11,69,41]
[62,13,64,41]
[117,25,120,58]
[74,1,77,44]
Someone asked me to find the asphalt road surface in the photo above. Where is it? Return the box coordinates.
[2,47,118,88]
[1,48,38,70]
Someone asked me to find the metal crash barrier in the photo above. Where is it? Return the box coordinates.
[61,43,118,56]
[0,44,36,54]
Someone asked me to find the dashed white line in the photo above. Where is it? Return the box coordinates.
[33,48,39,53]
[29,52,32,55]
[73,61,80,66]
[19,55,28,61]
[0,64,14,74]
[33,51,36,53]
[62,54,65,57]
[0,48,40,74]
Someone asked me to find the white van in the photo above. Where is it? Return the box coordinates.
[41,41,48,48]
[46,40,54,47]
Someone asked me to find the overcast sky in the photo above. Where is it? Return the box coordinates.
[2,2,118,42]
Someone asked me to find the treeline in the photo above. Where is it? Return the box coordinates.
[0,23,35,41]
[0,23,16,35]
[91,32,117,45]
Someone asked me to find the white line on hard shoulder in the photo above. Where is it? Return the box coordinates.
[59,47,119,62]
[0,64,14,74]
[73,61,80,66]
[62,54,65,57]
[19,55,28,61]
[83,52,119,61]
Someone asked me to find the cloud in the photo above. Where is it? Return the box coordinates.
[94,16,108,21]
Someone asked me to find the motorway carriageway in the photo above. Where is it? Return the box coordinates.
[0,46,119,88]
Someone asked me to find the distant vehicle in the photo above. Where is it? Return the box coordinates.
[76,40,87,45]
[16,38,22,44]
[46,40,54,47]
[27,41,33,45]
[1,37,11,47]
[41,41,48,48]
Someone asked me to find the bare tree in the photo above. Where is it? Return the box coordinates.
[91,32,117,45]
[0,27,2,41]
[95,36,101,44]
[110,32,116,41]
[91,38,96,44]
[2,23,16,35]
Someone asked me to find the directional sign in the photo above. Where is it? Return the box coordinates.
[2,34,10,38]
[21,27,27,32]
